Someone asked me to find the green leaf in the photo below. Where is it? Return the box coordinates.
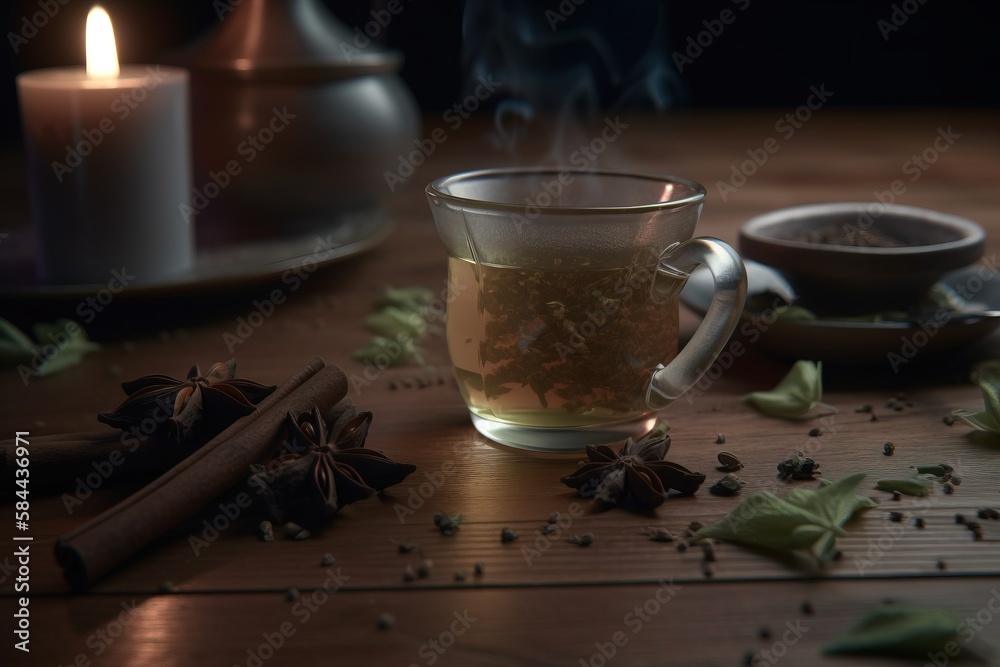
[351,336,424,367]
[0,318,36,368]
[30,319,99,377]
[774,305,818,322]
[695,474,874,567]
[0,318,98,376]
[377,285,435,313]
[912,463,953,477]
[952,360,1000,433]
[875,476,937,497]
[744,360,835,419]
[823,603,965,658]
[364,306,427,338]
[0,318,36,351]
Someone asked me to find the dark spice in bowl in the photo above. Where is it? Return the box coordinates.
[739,203,985,315]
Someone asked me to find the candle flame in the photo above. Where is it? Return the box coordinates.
[86,6,119,78]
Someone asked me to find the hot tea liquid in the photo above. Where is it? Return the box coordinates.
[446,255,679,428]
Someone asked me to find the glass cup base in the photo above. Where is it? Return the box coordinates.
[470,412,661,453]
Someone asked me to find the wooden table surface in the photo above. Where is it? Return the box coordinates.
[2,110,1000,666]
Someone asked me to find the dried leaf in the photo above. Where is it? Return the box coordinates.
[952,360,1000,433]
[823,602,987,659]
[744,361,835,419]
[695,474,875,567]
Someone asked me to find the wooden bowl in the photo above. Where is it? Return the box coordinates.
[738,203,985,315]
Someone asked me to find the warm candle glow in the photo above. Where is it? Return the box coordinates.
[86,6,119,78]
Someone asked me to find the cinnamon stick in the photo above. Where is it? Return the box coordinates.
[1,430,180,492]
[55,357,347,589]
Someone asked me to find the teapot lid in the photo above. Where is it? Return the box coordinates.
[177,0,402,81]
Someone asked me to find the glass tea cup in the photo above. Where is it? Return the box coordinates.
[426,169,747,452]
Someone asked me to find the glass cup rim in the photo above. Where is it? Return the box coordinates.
[426,167,706,215]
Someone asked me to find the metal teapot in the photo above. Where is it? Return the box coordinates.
[176,0,420,246]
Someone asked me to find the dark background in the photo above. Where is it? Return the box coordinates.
[2,0,999,151]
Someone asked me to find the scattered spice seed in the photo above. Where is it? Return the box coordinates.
[433,511,461,535]
[376,612,395,630]
[888,511,904,523]
[403,565,417,582]
[388,380,398,390]
[742,651,756,667]
[284,522,311,540]
[950,476,962,486]
[541,524,558,535]
[977,508,1000,520]
[286,588,300,602]
[500,527,519,542]
[808,427,823,437]
[688,521,705,532]
[454,571,466,582]
[715,433,726,444]
[893,404,904,412]
[776,451,820,480]
[882,442,895,456]
[914,517,926,529]
[943,416,955,426]
[259,520,274,542]
[891,491,902,502]
[970,524,984,541]
[701,541,717,562]
[547,512,560,524]
[758,628,772,640]
[321,553,335,567]
[870,413,878,422]
[716,451,743,472]
[676,542,688,553]
[855,404,872,413]
[569,533,594,547]
[955,514,967,525]
[801,601,815,616]
[474,562,485,576]
[393,541,418,554]
[936,560,947,571]
[158,581,176,594]
[642,527,676,542]
[943,482,955,495]
[417,559,433,578]
[709,473,744,496]
[701,562,715,578]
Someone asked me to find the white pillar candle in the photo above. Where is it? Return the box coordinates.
[16,6,193,285]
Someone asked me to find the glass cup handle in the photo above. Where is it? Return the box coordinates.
[647,237,748,409]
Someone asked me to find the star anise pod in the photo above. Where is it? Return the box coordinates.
[97,359,276,444]
[251,403,415,522]
[560,436,706,508]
